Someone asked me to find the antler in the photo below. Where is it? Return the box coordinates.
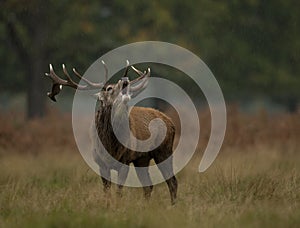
[130,65,148,84]
[45,63,107,102]
[45,60,150,102]
[120,60,150,93]
[130,67,150,92]
[121,61,150,97]
[45,64,104,90]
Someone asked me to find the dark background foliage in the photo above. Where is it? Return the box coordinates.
[1,0,299,118]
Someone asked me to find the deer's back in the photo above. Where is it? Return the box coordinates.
[129,107,175,143]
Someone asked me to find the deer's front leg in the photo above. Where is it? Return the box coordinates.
[99,167,111,207]
[116,164,129,197]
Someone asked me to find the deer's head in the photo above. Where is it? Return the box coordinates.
[45,60,150,106]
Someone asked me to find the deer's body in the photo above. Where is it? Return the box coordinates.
[95,105,175,160]
[92,102,177,204]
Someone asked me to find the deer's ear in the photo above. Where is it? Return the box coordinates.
[91,92,100,100]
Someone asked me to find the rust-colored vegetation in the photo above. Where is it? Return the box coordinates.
[1,106,299,156]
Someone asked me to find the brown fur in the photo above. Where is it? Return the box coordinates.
[93,102,178,205]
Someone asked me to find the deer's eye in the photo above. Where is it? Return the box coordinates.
[106,86,113,92]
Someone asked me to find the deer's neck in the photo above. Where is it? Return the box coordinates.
[95,101,129,126]
[95,102,129,154]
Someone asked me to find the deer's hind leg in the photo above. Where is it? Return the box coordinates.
[154,152,178,205]
[133,157,153,200]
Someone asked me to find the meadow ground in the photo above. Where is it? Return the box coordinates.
[0,109,299,227]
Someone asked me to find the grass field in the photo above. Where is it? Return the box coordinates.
[0,109,299,227]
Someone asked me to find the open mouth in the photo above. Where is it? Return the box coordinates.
[121,79,129,95]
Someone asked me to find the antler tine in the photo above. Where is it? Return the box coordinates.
[130,65,148,85]
[62,64,80,87]
[72,67,87,81]
[130,68,150,92]
[131,65,144,76]
[122,60,130,78]
[63,64,102,89]
[45,64,77,89]
[72,67,104,88]
[101,60,108,82]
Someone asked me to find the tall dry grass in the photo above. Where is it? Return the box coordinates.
[0,107,299,227]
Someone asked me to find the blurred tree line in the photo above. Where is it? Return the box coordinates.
[0,0,299,119]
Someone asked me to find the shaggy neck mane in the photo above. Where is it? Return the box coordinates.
[95,102,129,159]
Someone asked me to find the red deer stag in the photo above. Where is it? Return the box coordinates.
[45,61,178,205]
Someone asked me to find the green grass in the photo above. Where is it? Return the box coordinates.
[0,146,299,228]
